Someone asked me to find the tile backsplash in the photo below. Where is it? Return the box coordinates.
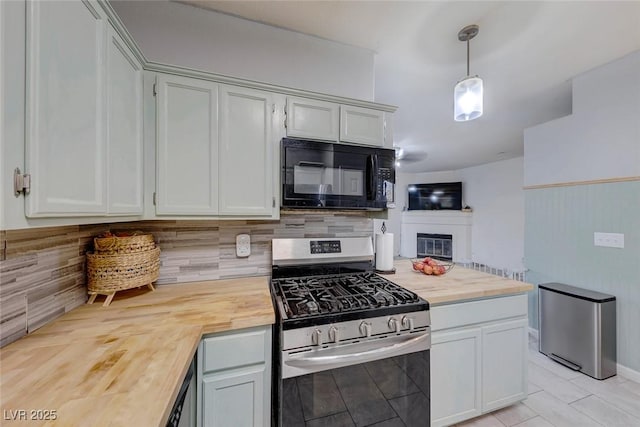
[0,213,372,347]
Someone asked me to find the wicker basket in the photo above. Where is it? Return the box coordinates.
[87,247,160,306]
[93,232,156,255]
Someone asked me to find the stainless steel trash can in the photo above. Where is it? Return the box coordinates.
[539,282,616,380]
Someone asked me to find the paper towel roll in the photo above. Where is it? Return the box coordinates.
[375,233,394,271]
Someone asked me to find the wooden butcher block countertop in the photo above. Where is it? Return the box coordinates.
[0,277,274,427]
[388,259,534,305]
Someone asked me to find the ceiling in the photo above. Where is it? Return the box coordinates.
[179,1,640,172]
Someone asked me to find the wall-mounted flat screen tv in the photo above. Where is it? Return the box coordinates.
[407,182,462,210]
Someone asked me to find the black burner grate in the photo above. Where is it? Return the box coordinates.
[273,272,420,319]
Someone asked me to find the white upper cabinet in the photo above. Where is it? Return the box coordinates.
[25,0,107,216]
[106,27,143,215]
[219,85,274,216]
[286,96,339,141]
[339,105,385,147]
[156,75,219,215]
[285,97,389,147]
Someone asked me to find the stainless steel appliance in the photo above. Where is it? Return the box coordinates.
[281,138,395,210]
[539,282,616,380]
[167,358,194,427]
[270,237,430,427]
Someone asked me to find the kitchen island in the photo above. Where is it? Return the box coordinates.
[0,264,533,427]
[388,260,534,426]
[387,258,533,305]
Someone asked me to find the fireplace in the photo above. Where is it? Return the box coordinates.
[401,211,471,263]
[417,233,453,261]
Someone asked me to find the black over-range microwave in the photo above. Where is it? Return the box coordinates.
[281,138,396,210]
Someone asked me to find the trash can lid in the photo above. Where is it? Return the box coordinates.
[539,282,615,303]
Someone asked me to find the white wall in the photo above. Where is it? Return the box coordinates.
[460,157,525,272]
[111,0,375,100]
[523,50,640,373]
[524,50,640,186]
[385,158,525,272]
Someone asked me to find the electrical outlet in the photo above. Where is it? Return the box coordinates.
[236,234,251,257]
[594,232,624,248]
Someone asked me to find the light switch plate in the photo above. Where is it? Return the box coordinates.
[236,234,251,257]
[594,232,624,248]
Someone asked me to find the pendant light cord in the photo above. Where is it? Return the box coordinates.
[466,39,470,77]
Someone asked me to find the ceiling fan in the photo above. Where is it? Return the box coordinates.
[394,147,428,168]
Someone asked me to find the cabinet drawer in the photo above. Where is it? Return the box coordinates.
[431,294,527,332]
[203,328,267,373]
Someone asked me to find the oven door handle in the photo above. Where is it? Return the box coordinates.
[285,332,430,371]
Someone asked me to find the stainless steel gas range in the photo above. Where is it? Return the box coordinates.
[270,237,431,427]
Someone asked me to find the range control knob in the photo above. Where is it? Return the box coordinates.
[311,328,322,346]
[388,317,401,333]
[359,321,372,338]
[402,316,415,331]
[329,326,340,343]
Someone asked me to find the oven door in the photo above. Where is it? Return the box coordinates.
[279,332,430,427]
[281,138,394,210]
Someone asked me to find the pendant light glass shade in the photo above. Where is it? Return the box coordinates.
[454,24,483,122]
[454,76,483,122]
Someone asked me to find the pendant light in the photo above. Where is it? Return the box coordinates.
[454,24,483,122]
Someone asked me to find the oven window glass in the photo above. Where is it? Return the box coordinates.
[281,350,430,427]
[293,165,364,196]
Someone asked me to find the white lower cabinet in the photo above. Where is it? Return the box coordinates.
[197,326,271,427]
[202,367,266,427]
[431,328,482,426]
[481,318,528,412]
[431,294,528,427]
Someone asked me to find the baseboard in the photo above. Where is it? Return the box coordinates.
[618,363,640,383]
[528,327,539,340]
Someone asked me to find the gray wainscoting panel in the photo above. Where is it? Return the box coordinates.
[524,180,640,372]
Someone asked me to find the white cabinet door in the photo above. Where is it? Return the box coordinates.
[202,367,266,427]
[198,326,271,427]
[339,105,385,147]
[482,318,528,412]
[286,96,339,141]
[106,26,143,215]
[431,327,482,427]
[218,85,273,216]
[156,75,218,215]
[25,0,107,216]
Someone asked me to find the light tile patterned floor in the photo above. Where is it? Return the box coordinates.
[455,335,640,427]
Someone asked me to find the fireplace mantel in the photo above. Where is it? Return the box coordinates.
[400,211,472,263]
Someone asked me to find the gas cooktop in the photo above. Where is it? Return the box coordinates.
[274,271,421,318]
[270,237,429,329]
[271,271,428,329]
